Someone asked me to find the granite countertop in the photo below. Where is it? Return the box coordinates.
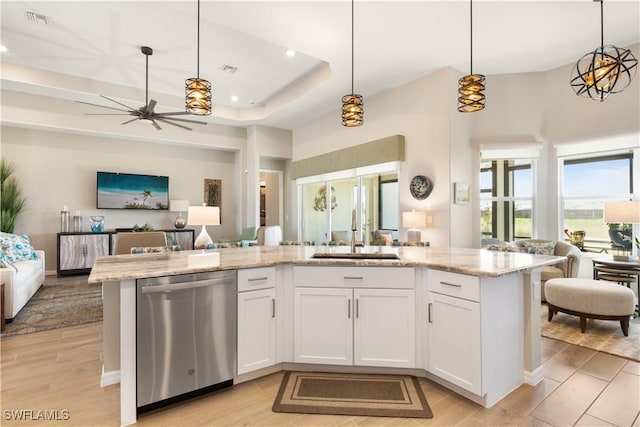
[88,245,565,283]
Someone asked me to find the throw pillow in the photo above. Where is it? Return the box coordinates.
[0,252,18,272]
[0,233,38,264]
[521,241,555,255]
[485,243,521,252]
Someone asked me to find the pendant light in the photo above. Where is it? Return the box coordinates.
[185,0,212,115]
[342,0,363,127]
[570,0,637,102]
[457,0,485,113]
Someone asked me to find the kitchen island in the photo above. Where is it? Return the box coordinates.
[89,245,563,426]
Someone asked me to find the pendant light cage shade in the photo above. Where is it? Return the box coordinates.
[570,45,637,101]
[185,78,212,115]
[458,74,486,113]
[570,0,637,102]
[342,94,363,127]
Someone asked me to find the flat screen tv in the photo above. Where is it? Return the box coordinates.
[97,172,169,210]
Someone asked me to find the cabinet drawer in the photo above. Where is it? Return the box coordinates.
[238,267,276,292]
[428,269,480,302]
[293,266,415,289]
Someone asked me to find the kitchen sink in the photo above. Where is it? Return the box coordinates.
[311,252,400,260]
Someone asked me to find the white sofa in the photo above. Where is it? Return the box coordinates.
[1,250,45,321]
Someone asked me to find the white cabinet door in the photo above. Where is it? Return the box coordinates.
[237,288,276,375]
[294,287,353,365]
[428,291,481,394]
[354,289,415,368]
[59,235,86,271]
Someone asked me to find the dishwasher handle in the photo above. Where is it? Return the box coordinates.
[141,277,233,294]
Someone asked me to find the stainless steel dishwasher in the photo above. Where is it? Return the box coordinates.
[136,270,236,412]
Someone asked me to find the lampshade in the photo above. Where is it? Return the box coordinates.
[185,0,212,115]
[603,201,640,224]
[187,205,220,226]
[341,0,363,127]
[458,0,486,113]
[169,200,189,212]
[402,211,429,229]
[570,0,637,101]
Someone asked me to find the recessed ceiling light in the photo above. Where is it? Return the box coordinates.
[286,49,296,58]
[0,45,7,53]
[230,96,239,102]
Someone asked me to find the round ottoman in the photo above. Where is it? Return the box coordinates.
[545,278,635,336]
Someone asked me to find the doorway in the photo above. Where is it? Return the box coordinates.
[259,170,283,229]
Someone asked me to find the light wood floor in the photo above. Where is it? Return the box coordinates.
[1,321,639,427]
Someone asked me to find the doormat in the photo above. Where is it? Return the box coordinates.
[272,371,433,418]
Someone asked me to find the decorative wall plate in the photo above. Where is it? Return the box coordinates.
[410,175,433,200]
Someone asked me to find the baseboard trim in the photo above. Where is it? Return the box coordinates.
[524,366,544,386]
[101,368,120,387]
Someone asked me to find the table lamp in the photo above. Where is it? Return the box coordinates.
[188,204,220,249]
[603,200,640,261]
[170,199,189,229]
[402,211,429,243]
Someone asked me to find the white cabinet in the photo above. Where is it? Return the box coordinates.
[425,269,524,405]
[236,267,277,375]
[427,290,481,394]
[294,287,353,365]
[292,266,416,368]
[354,288,415,367]
[57,233,110,275]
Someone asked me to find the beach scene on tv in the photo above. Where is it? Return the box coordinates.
[97,172,169,210]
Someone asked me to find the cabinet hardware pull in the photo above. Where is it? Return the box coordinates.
[440,281,462,288]
[248,277,268,282]
[343,276,363,280]
[356,299,359,318]
[272,298,276,318]
[348,299,351,318]
[428,303,433,323]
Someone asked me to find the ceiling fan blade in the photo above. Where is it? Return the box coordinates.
[75,100,132,113]
[156,118,193,131]
[100,95,138,111]
[153,111,193,116]
[121,118,139,125]
[150,120,162,131]
[85,113,137,116]
[155,115,207,125]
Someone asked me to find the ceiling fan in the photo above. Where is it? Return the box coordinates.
[76,46,207,131]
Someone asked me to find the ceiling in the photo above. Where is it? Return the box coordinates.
[1,0,639,131]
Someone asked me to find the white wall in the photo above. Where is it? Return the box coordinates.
[1,126,241,271]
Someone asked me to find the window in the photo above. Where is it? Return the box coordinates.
[480,159,534,242]
[561,153,634,253]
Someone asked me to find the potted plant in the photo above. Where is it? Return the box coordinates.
[0,159,26,233]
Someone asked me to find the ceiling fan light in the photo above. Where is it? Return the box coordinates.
[570,45,637,101]
[185,77,212,115]
[342,94,363,127]
[458,74,485,113]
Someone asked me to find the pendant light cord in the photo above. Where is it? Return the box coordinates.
[600,0,604,50]
[197,0,201,79]
[470,0,473,75]
[351,0,354,94]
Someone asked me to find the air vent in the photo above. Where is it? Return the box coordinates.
[25,11,53,25]
[219,64,238,74]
